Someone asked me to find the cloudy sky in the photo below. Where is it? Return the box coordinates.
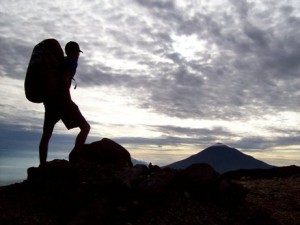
[1,0,300,177]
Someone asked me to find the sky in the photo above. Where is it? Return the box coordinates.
[1,0,300,183]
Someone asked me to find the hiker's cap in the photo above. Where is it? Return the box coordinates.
[65,41,83,55]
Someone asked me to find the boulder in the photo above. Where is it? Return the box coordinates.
[69,138,133,168]
[180,163,219,186]
[174,163,220,199]
[27,159,79,186]
[27,160,82,220]
[137,169,176,196]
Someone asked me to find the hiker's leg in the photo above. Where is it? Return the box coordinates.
[74,122,90,150]
[69,123,89,163]
[41,101,59,165]
[39,131,52,165]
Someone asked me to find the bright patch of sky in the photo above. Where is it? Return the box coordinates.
[1,0,300,185]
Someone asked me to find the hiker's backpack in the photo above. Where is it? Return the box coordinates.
[25,39,64,103]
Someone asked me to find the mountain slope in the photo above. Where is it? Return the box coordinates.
[166,143,273,173]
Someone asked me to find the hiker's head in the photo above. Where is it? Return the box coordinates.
[65,41,83,57]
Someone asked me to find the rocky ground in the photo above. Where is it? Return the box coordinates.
[0,159,299,225]
[241,176,300,225]
[1,139,300,225]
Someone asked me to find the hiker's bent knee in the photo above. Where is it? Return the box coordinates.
[81,122,90,134]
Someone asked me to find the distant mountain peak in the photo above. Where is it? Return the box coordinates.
[213,142,226,146]
[166,143,273,173]
[210,142,231,148]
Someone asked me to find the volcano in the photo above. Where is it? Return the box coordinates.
[166,143,273,173]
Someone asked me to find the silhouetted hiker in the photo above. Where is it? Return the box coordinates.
[39,41,90,165]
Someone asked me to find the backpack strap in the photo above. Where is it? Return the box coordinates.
[72,78,77,89]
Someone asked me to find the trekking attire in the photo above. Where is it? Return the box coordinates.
[26,39,90,165]
[42,57,87,132]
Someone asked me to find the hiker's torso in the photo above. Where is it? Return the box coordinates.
[44,57,78,105]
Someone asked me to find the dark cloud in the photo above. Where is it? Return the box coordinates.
[243,22,269,48]
[0,122,84,155]
[77,0,300,121]
[135,0,175,10]
[229,0,251,19]
[1,1,300,166]
[150,125,231,138]
[0,124,40,152]
[233,135,300,152]
[0,37,32,79]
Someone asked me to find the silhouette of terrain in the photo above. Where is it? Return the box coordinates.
[166,143,273,173]
[0,138,299,225]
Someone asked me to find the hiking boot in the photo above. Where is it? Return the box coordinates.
[69,148,81,163]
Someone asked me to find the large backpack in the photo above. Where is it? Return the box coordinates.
[25,39,64,103]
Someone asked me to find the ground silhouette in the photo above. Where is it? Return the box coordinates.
[0,138,299,225]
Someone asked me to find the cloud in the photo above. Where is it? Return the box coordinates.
[150,125,232,140]
[234,135,300,152]
[59,0,300,122]
[1,0,300,166]
[0,123,40,152]
[0,37,32,79]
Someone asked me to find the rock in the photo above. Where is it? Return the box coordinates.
[217,179,248,207]
[27,159,79,186]
[181,163,220,183]
[246,210,279,225]
[70,138,133,168]
[174,163,220,199]
[118,164,149,189]
[137,169,176,196]
[27,160,82,222]
[2,157,299,225]
[222,165,300,180]
[178,163,219,186]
